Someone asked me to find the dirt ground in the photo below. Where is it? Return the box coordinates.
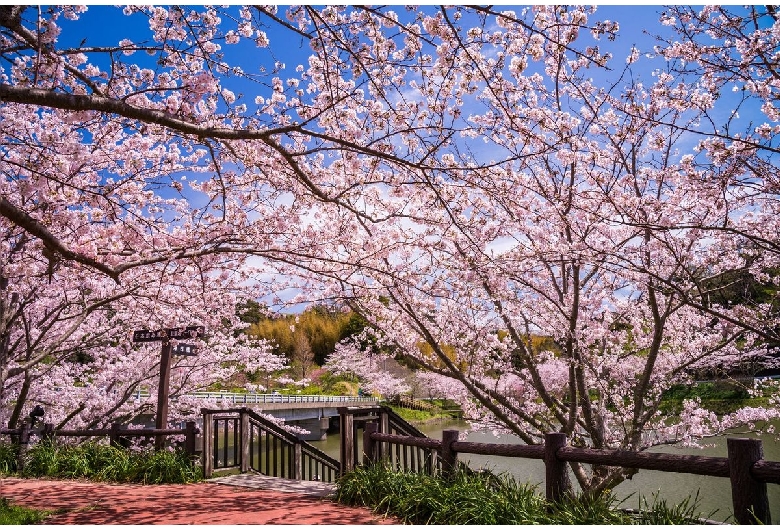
[0,478,400,525]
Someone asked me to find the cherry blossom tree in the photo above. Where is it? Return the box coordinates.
[0,5,617,433]
[326,330,410,399]
[2,4,780,496]
[607,6,780,347]
[313,5,780,494]
[0,213,283,429]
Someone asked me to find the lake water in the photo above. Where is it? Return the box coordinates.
[309,418,780,523]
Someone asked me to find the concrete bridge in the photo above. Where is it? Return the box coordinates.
[135,391,380,440]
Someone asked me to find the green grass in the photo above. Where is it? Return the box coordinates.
[659,381,770,415]
[2,441,201,484]
[0,497,50,525]
[388,401,463,424]
[628,490,709,525]
[335,463,706,525]
[388,405,441,423]
[0,443,18,474]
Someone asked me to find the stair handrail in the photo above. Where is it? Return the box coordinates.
[202,407,340,479]
[240,407,341,471]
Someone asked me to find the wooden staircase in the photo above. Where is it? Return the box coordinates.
[202,407,340,482]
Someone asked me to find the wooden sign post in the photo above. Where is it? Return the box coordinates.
[132,326,204,449]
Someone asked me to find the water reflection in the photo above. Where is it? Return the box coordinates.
[309,418,780,523]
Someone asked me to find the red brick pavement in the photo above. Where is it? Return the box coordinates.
[0,478,400,525]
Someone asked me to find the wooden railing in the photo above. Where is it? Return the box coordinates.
[338,405,440,476]
[360,426,780,525]
[201,407,339,483]
[0,421,200,472]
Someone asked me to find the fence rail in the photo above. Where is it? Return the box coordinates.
[555,445,730,477]
[1,423,198,445]
[361,427,779,525]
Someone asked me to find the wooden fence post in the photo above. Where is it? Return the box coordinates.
[110,423,122,448]
[544,432,569,504]
[441,429,459,478]
[16,421,30,472]
[293,442,302,481]
[202,411,214,479]
[339,409,354,476]
[728,438,771,525]
[379,409,390,462]
[240,409,250,473]
[184,421,197,461]
[363,422,378,466]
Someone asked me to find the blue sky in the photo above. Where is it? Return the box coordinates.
[61,5,672,86]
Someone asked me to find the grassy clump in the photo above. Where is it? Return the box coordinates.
[3,440,201,484]
[630,491,707,525]
[0,497,50,525]
[0,443,18,474]
[335,463,705,525]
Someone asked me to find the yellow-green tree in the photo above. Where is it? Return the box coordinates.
[246,305,363,366]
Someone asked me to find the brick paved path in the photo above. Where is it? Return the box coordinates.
[0,477,399,525]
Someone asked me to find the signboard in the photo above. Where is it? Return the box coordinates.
[168,326,205,340]
[132,329,167,343]
[130,325,205,450]
[132,326,205,343]
[173,343,198,356]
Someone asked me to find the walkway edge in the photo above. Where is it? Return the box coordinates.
[206,472,336,498]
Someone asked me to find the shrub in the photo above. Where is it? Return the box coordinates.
[134,448,201,484]
[330,381,358,396]
[4,440,201,484]
[335,463,707,525]
[20,440,61,478]
[336,463,557,524]
[629,490,708,525]
[0,442,18,474]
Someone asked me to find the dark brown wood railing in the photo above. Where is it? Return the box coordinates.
[201,407,339,483]
[1,421,200,471]
[359,425,780,525]
[338,405,437,476]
